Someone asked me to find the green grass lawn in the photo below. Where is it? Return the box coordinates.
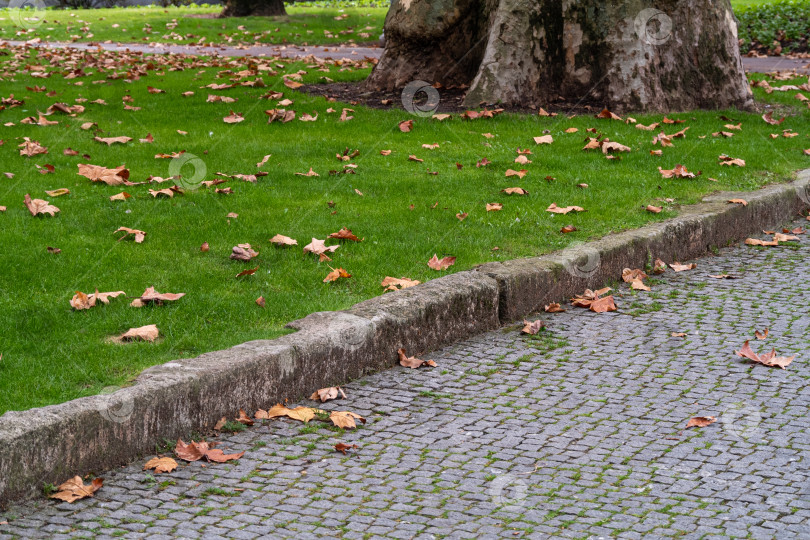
[0,4,386,46]
[0,41,809,415]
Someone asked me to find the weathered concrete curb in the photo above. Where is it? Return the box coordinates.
[1,171,808,506]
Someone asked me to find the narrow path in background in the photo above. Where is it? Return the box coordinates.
[5,39,810,74]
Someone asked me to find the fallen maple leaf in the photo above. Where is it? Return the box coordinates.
[671,332,687,337]
[119,324,159,342]
[43,188,69,197]
[686,416,717,428]
[381,276,420,291]
[324,267,352,283]
[94,136,132,146]
[262,404,320,423]
[270,234,297,247]
[646,205,662,214]
[659,165,696,179]
[505,169,528,179]
[143,457,178,474]
[745,238,779,247]
[596,108,622,121]
[762,111,785,125]
[428,254,456,270]
[330,411,366,429]
[560,225,577,234]
[669,262,696,272]
[486,203,503,212]
[70,290,125,310]
[735,340,794,369]
[49,476,103,503]
[295,168,319,177]
[175,439,244,463]
[728,198,748,206]
[310,386,347,402]
[231,243,258,261]
[546,203,585,214]
[303,238,339,259]
[24,194,59,217]
[397,347,437,369]
[545,303,566,313]
[533,135,554,145]
[755,328,769,340]
[521,319,545,335]
[77,164,131,186]
[399,119,413,132]
[335,443,358,455]
[328,227,361,242]
[719,155,746,167]
[131,287,185,307]
[114,226,146,243]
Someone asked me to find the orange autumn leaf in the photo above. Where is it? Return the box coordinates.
[49,476,103,503]
[324,267,352,283]
[143,457,178,474]
[428,254,456,270]
[397,348,436,369]
[381,276,420,291]
[24,194,59,216]
[686,416,717,428]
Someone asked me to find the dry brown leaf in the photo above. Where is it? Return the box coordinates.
[381,276,420,292]
[223,111,244,124]
[114,226,146,243]
[175,439,243,463]
[236,409,254,426]
[77,164,131,186]
[119,324,159,342]
[671,332,687,338]
[762,111,785,125]
[560,225,577,234]
[24,194,59,216]
[533,135,554,145]
[428,254,456,271]
[270,234,297,247]
[324,267,352,283]
[686,416,717,428]
[45,188,70,197]
[646,205,662,214]
[330,411,366,429]
[745,238,779,247]
[94,136,132,146]
[399,119,413,132]
[303,238,339,258]
[755,328,769,340]
[486,203,503,212]
[728,198,748,206]
[49,476,103,503]
[143,457,178,474]
[328,227,361,242]
[521,319,545,335]
[231,243,258,261]
[546,203,585,214]
[735,340,794,369]
[669,262,696,272]
[335,443,358,455]
[310,386,347,402]
[397,348,436,369]
[545,303,566,313]
[659,164,695,179]
[502,187,528,195]
[622,268,649,283]
[109,192,131,202]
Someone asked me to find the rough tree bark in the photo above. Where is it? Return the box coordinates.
[220,0,286,17]
[365,0,754,112]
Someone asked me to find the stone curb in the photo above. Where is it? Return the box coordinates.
[1,171,808,506]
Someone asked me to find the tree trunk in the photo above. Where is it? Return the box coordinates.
[220,0,287,17]
[365,0,754,113]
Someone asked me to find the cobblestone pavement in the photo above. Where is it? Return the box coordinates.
[3,219,810,540]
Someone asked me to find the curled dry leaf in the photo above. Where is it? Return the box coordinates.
[428,254,456,271]
[709,274,738,279]
[545,303,566,313]
[646,205,662,213]
[270,234,297,247]
[686,416,717,428]
[381,276,420,291]
[397,348,437,369]
[223,111,244,124]
[502,187,528,195]
[324,267,351,283]
[669,262,696,272]
[256,296,265,308]
[560,225,577,234]
[303,238,339,259]
[533,135,553,145]
[70,290,125,310]
[735,340,794,369]
[755,327,769,340]
[671,332,687,338]
[505,169,527,179]
[94,136,132,146]
[49,476,103,503]
[653,259,667,274]
[727,198,748,206]
[335,443,358,455]
[143,457,178,474]
[132,287,185,307]
[310,386,347,402]
[399,119,413,132]
[659,165,695,179]
[328,227,361,242]
[236,266,259,278]
[571,288,616,313]
[521,319,545,335]
[486,203,503,212]
[109,192,131,201]
[119,324,159,342]
[260,404,320,423]
[45,188,70,197]
[236,409,254,426]
[762,111,785,125]
[231,243,258,261]
[596,108,622,121]
[24,194,59,216]
[546,203,585,214]
[745,238,779,247]
[77,164,131,186]
[622,268,648,283]
[175,439,244,463]
[456,212,468,221]
[295,168,319,177]
[115,226,146,243]
[719,155,746,167]
[330,411,366,429]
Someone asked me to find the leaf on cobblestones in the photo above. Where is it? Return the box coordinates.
[214,417,227,430]
[735,340,794,369]
[571,288,616,312]
[745,238,779,247]
[755,328,769,340]
[521,319,545,335]
[622,268,648,283]
[263,404,320,423]
[310,387,347,402]
[686,416,717,428]
[175,439,243,463]
[709,274,738,279]
[669,262,696,272]
[544,303,566,313]
[236,409,254,426]
[671,332,687,338]
[335,443,358,455]
[653,259,667,274]
[397,348,437,368]
[590,296,617,313]
[631,280,650,291]
[49,476,103,503]
[144,457,178,474]
[330,411,366,429]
